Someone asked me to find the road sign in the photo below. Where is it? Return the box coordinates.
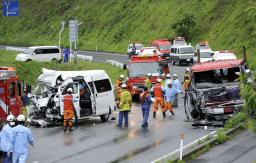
[3,0,19,17]
[69,20,78,42]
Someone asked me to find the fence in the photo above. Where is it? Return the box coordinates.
[70,54,93,62]
[106,59,124,68]
[6,46,26,52]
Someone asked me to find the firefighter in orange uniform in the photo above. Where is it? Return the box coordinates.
[63,88,75,132]
[116,74,125,100]
[152,78,166,118]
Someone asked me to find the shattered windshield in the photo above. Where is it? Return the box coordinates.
[34,83,52,95]
[129,62,160,77]
[194,67,240,88]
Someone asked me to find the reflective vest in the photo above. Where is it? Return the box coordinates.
[144,78,152,89]
[64,94,74,110]
[183,79,190,90]
[153,83,163,97]
[119,90,132,111]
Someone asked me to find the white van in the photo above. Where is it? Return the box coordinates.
[15,46,61,62]
[30,69,115,126]
[170,45,194,65]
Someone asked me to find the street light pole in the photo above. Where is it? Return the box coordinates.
[59,21,65,61]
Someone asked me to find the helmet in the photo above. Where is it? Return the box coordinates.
[162,73,166,77]
[121,84,127,88]
[185,68,190,72]
[147,73,152,77]
[120,74,125,79]
[173,74,177,77]
[6,115,15,122]
[17,114,25,122]
[156,78,162,83]
[67,88,73,93]
[166,74,171,78]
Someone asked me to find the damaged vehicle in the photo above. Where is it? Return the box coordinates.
[29,68,115,127]
[185,58,250,126]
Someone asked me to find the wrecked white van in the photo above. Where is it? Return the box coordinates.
[29,68,115,126]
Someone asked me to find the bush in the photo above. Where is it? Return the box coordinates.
[216,129,229,144]
[224,112,246,129]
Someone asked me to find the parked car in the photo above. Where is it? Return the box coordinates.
[138,47,160,56]
[15,46,61,62]
[194,51,214,63]
[150,39,171,60]
[170,44,194,65]
[212,50,237,61]
[127,43,144,58]
[195,41,212,52]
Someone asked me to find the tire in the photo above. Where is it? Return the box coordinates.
[100,114,110,122]
[178,60,181,66]
[52,58,57,63]
[26,59,32,62]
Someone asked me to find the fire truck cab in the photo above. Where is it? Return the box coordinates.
[127,56,169,97]
[0,67,22,122]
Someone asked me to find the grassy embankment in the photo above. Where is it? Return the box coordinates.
[0,50,126,85]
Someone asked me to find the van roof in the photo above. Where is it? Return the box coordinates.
[38,69,109,87]
[171,44,192,48]
[29,46,59,49]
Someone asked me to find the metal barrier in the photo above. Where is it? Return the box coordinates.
[6,46,26,52]
[107,59,124,68]
[71,54,93,62]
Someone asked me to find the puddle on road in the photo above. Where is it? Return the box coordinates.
[110,138,168,163]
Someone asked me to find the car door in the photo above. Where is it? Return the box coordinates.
[59,82,81,118]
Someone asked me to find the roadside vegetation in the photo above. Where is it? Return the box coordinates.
[0,50,126,85]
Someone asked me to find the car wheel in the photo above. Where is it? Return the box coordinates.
[100,114,110,122]
[52,58,57,63]
[26,59,32,62]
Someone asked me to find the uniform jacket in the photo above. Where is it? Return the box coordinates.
[119,90,132,111]
[0,124,14,152]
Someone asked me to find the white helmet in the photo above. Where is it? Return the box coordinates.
[67,88,73,93]
[6,115,15,122]
[162,73,166,77]
[185,68,190,72]
[173,74,177,77]
[17,114,25,122]
[156,78,162,83]
[121,84,127,88]
[147,73,152,77]
[120,74,125,79]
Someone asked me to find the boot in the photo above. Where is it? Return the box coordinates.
[171,110,175,116]
[153,112,156,119]
[163,111,166,118]
[63,127,67,132]
[69,127,73,132]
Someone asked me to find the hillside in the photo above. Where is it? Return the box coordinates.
[0,0,255,65]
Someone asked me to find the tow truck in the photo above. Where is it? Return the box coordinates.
[0,67,31,126]
[127,55,169,98]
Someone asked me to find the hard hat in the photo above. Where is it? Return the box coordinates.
[120,74,125,79]
[6,115,15,122]
[147,73,152,77]
[185,68,190,72]
[156,78,162,83]
[67,88,73,93]
[166,74,171,78]
[121,84,127,88]
[162,73,166,77]
[17,114,25,122]
[173,74,177,77]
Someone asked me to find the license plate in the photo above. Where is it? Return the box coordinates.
[213,108,224,114]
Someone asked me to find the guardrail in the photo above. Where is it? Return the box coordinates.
[107,59,124,68]
[6,46,26,52]
[70,54,93,62]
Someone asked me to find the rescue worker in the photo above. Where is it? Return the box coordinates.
[140,86,152,128]
[161,73,166,86]
[164,74,171,89]
[185,68,191,79]
[63,47,70,64]
[152,78,166,118]
[165,80,176,116]
[183,74,190,92]
[12,114,34,163]
[63,88,75,131]
[144,73,152,89]
[116,74,126,101]
[172,74,181,107]
[0,115,16,163]
[118,84,132,128]
[125,78,134,95]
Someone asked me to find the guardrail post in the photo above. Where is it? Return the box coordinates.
[180,133,185,160]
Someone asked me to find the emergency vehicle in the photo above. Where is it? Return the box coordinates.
[150,39,172,60]
[127,56,169,97]
[172,37,187,46]
[0,67,23,122]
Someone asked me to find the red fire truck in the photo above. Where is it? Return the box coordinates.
[0,67,24,123]
[127,56,169,97]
